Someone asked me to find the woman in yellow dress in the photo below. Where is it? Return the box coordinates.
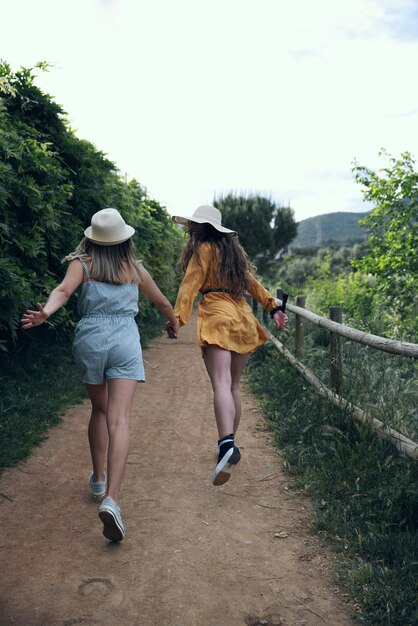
[167,205,288,486]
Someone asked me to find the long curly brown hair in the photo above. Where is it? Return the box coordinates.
[180,223,256,297]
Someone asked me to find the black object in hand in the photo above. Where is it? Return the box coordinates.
[279,293,288,313]
[270,292,288,317]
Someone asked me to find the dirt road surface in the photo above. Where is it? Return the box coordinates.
[0,316,354,626]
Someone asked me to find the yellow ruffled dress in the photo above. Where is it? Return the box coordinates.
[174,242,277,354]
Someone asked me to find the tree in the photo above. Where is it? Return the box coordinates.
[213,193,297,275]
[352,151,418,315]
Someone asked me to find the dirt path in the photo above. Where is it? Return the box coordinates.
[0,315,354,626]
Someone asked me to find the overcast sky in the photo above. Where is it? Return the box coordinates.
[2,0,418,222]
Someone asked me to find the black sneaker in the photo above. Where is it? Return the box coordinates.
[212,445,241,486]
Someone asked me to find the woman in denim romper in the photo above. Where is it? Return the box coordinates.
[21,208,179,541]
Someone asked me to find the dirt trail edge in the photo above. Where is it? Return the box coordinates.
[0,314,354,626]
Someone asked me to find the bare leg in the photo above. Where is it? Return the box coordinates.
[105,378,137,502]
[203,346,235,438]
[204,346,246,487]
[231,352,250,435]
[86,383,108,482]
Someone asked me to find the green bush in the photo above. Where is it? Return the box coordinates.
[0,62,183,347]
[0,61,184,469]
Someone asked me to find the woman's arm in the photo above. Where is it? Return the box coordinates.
[21,260,84,329]
[246,274,277,311]
[173,249,208,327]
[138,266,179,337]
[246,274,288,330]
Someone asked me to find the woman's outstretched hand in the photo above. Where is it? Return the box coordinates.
[272,310,288,330]
[21,303,49,329]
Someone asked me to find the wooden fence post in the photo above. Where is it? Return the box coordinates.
[295,295,305,356]
[330,306,343,393]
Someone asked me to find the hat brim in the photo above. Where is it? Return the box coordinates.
[172,215,236,234]
[84,225,135,246]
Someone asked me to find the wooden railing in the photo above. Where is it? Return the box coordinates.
[253,290,418,461]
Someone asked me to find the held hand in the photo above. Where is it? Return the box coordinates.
[165,319,179,339]
[21,303,49,329]
[272,310,288,330]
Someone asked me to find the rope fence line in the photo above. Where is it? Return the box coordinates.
[266,330,418,461]
[254,291,418,462]
[281,301,418,359]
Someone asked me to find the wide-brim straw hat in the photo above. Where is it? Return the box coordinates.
[172,204,236,234]
[84,208,135,246]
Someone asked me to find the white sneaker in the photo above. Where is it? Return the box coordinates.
[98,496,125,541]
[87,472,107,499]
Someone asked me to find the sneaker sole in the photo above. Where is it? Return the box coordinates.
[91,490,106,500]
[212,447,241,486]
[98,509,125,542]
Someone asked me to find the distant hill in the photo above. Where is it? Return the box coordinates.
[291,211,371,249]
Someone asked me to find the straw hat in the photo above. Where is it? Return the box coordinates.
[172,205,236,234]
[84,208,135,246]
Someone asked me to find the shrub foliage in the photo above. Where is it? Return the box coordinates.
[0,61,183,346]
[0,61,183,468]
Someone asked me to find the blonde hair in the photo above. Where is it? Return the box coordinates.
[64,237,143,285]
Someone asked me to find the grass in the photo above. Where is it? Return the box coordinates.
[0,314,167,472]
[0,337,87,471]
[297,321,418,442]
[247,342,418,626]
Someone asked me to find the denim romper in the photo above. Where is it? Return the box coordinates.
[72,258,145,385]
